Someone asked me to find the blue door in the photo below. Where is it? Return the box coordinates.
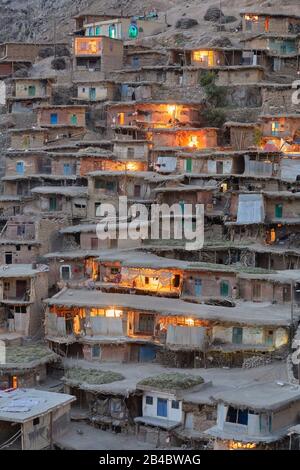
[50,113,58,125]
[139,345,156,362]
[157,398,167,418]
[63,163,71,176]
[16,161,24,175]
[132,57,140,68]
[194,278,202,297]
[121,84,129,100]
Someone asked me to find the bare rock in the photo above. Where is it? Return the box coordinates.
[175,18,198,29]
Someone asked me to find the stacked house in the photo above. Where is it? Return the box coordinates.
[1,7,300,450]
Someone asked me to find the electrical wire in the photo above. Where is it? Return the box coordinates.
[0,429,22,449]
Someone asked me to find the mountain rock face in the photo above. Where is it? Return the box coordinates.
[2,0,300,44]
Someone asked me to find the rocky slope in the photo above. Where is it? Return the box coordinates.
[1,0,300,46]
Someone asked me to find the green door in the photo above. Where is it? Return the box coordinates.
[275,203,282,218]
[28,85,36,97]
[232,327,243,344]
[49,197,57,211]
[220,280,229,297]
[70,114,78,125]
[89,87,96,100]
[186,158,192,172]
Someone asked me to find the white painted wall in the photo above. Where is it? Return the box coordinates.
[142,391,182,422]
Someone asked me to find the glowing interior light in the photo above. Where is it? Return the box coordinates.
[188,135,198,147]
[167,105,176,114]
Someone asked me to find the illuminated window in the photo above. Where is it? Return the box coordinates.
[105,309,122,317]
[118,112,125,125]
[109,24,117,39]
[188,136,198,148]
[128,23,139,39]
[192,50,214,66]
[12,376,18,389]
[271,121,279,136]
[95,26,101,36]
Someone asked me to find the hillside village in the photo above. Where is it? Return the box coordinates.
[1,4,300,451]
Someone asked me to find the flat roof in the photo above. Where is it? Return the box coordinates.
[211,381,300,412]
[0,264,49,278]
[0,389,75,423]
[31,186,88,197]
[87,170,155,178]
[60,224,96,234]
[240,9,300,20]
[45,288,292,326]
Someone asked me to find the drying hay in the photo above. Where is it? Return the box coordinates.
[64,367,124,385]
[138,373,204,391]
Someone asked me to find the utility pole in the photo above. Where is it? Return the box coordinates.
[53,17,57,58]
[291,279,294,326]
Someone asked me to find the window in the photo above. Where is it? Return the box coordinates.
[22,135,30,148]
[87,27,94,36]
[95,202,101,216]
[50,113,58,125]
[271,121,279,136]
[16,245,21,251]
[128,23,139,39]
[95,26,101,36]
[226,406,248,425]
[91,237,98,249]
[138,313,154,334]
[127,147,135,158]
[144,276,149,284]
[95,180,116,192]
[33,417,40,426]
[17,225,25,236]
[28,246,32,251]
[232,327,243,344]
[111,399,122,412]
[92,345,101,358]
[134,185,141,197]
[5,252,12,264]
[4,282,10,291]
[111,267,120,275]
[14,306,27,313]
[173,274,181,288]
[109,24,117,39]
[61,265,71,281]
[145,396,153,405]
[171,400,180,409]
